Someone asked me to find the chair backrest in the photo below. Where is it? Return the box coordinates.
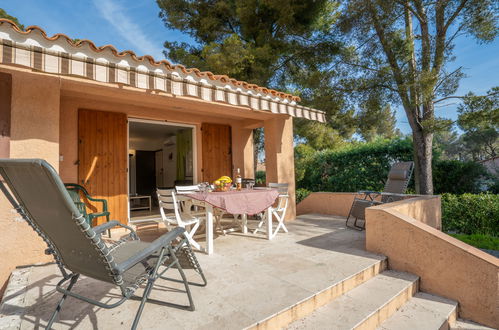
[0,159,119,284]
[242,178,255,184]
[269,182,289,196]
[175,185,200,194]
[268,182,289,212]
[157,188,184,225]
[383,161,414,195]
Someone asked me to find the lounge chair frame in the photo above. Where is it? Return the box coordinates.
[346,161,414,230]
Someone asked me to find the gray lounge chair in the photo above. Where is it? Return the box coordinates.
[0,159,207,330]
[346,161,414,230]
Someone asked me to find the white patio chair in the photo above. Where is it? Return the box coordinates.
[175,185,202,194]
[175,184,205,216]
[175,184,225,234]
[157,188,204,250]
[253,183,289,237]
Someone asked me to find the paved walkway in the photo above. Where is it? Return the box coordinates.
[0,214,385,330]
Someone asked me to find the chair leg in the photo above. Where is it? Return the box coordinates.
[46,274,80,329]
[171,250,195,311]
[185,222,201,250]
[253,215,266,234]
[131,279,154,330]
[132,247,167,329]
[272,214,288,237]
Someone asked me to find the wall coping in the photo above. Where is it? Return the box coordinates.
[372,204,499,267]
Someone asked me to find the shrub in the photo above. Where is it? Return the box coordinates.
[297,138,414,192]
[296,188,311,203]
[433,160,490,194]
[255,170,266,185]
[441,193,499,236]
[449,233,499,250]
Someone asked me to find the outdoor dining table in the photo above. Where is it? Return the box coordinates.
[184,188,280,255]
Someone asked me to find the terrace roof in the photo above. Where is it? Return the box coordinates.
[0,19,326,122]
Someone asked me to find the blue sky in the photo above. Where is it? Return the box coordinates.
[2,0,498,134]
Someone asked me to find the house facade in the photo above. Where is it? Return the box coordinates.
[0,18,325,290]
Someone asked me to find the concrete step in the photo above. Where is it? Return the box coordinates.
[377,292,457,330]
[286,270,419,330]
[451,319,497,330]
[255,257,388,329]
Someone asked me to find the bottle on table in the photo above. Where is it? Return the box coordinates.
[235,168,242,191]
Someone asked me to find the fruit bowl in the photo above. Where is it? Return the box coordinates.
[213,177,232,192]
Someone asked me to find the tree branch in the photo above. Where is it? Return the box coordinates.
[444,0,469,32]
[393,0,425,22]
[433,66,463,92]
[433,91,499,103]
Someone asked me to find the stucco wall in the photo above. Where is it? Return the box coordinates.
[388,195,442,230]
[0,69,60,296]
[264,116,296,220]
[297,192,357,217]
[366,202,499,328]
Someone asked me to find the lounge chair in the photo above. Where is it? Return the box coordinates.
[346,161,414,230]
[0,159,207,330]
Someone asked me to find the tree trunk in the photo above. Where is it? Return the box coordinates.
[412,128,434,195]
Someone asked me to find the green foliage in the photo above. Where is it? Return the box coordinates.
[356,99,399,142]
[296,138,493,194]
[294,120,351,151]
[456,87,499,160]
[441,193,499,236]
[255,170,266,185]
[157,0,331,85]
[296,188,311,204]
[336,0,497,193]
[0,8,24,30]
[297,138,414,192]
[449,233,499,250]
[433,160,490,194]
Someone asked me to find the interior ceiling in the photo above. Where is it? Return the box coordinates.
[129,121,190,149]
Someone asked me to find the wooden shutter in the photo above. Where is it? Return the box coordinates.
[78,109,128,224]
[201,123,232,183]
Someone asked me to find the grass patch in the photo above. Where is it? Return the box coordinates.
[449,233,499,250]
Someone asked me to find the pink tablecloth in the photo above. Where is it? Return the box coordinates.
[186,189,279,215]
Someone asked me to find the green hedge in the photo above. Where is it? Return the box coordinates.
[296,188,311,203]
[297,138,414,192]
[433,160,491,194]
[296,138,492,194]
[441,193,499,236]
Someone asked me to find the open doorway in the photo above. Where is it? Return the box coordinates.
[128,119,195,222]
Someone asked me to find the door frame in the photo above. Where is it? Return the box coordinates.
[127,117,198,220]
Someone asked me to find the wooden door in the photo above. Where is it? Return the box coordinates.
[78,109,128,224]
[202,123,232,182]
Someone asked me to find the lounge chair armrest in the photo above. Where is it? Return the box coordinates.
[113,227,185,274]
[93,220,136,236]
[357,190,381,195]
